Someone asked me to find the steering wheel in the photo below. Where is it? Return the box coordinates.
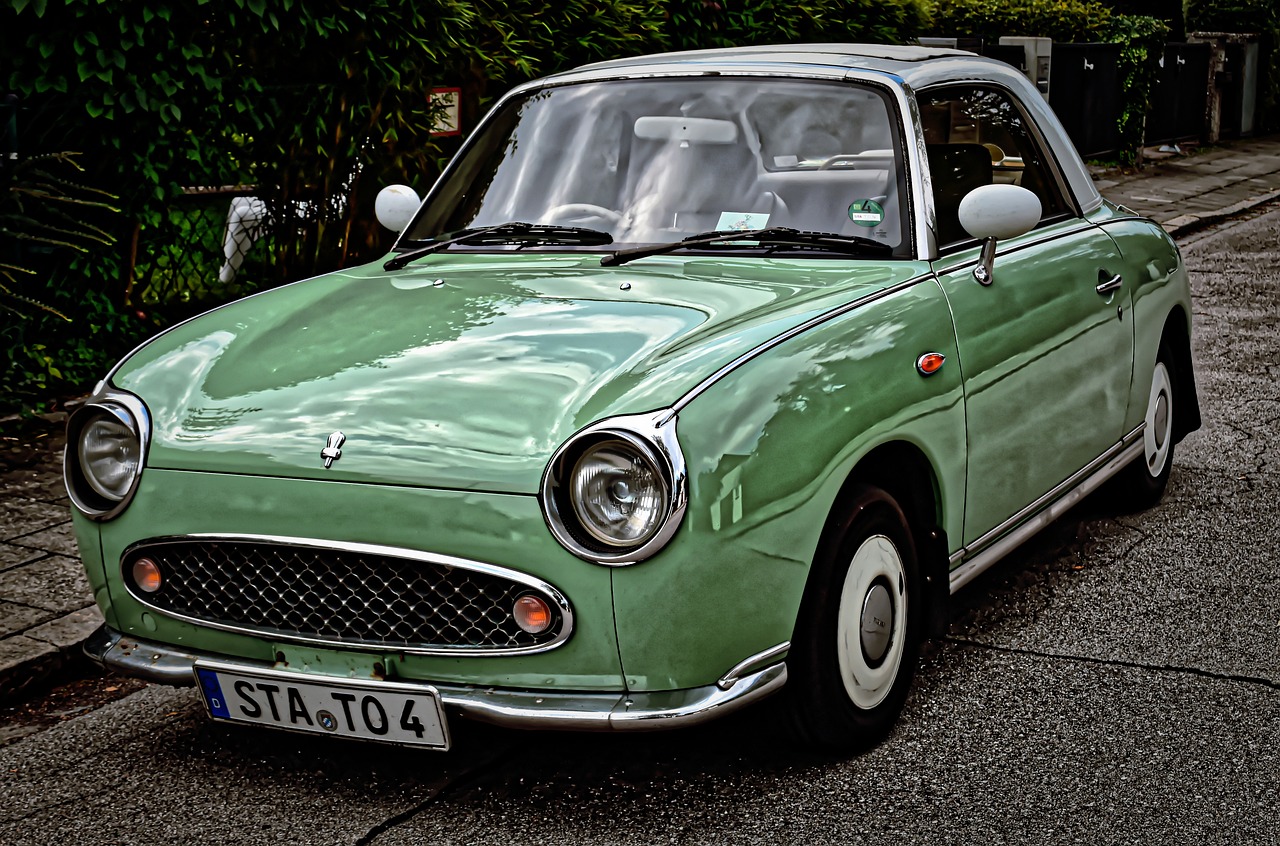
[546,203,623,225]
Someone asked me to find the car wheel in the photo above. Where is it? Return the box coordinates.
[1112,344,1176,509]
[784,486,921,752]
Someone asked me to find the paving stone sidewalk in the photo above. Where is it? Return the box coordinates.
[1,133,1279,703]
[0,418,102,702]
[1092,135,1280,235]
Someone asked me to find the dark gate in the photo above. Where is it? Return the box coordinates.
[1146,43,1211,145]
[1217,41,1261,139]
[1049,43,1124,158]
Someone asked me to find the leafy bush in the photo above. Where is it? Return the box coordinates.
[1105,13,1170,153]
[0,0,936,414]
[927,0,1115,42]
[664,0,930,51]
[1,151,117,319]
[0,279,146,415]
[0,144,140,414]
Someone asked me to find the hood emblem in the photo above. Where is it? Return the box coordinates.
[321,431,346,468]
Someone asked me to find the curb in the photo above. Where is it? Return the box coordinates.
[1160,188,1280,238]
[0,606,104,704]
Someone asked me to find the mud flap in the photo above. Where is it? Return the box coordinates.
[920,526,950,639]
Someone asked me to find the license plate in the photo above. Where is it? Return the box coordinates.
[194,661,450,750]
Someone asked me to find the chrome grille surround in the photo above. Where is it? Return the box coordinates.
[121,534,573,656]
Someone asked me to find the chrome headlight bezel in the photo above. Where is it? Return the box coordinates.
[540,411,687,566]
[64,388,150,521]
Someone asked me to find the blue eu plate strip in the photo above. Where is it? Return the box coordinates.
[196,668,230,718]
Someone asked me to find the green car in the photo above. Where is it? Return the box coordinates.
[67,44,1199,753]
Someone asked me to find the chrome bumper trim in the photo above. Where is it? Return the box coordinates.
[717,641,790,691]
[84,625,205,684]
[83,625,787,732]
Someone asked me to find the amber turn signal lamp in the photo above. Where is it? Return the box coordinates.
[916,352,946,376]
[513,595,553,634]
[132,558,163,593]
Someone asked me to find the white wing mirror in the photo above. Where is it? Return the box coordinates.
[375,184,422,232]
[957,184,1041,286]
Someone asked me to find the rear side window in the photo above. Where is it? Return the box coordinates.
[918,86,1071,248]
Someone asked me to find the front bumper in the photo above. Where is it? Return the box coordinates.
[84,625,788,732]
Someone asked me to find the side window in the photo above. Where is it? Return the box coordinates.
[919,86,1071,248]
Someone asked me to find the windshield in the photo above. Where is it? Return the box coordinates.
[403,77,910,257]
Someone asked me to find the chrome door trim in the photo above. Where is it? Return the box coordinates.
[948,425,1145,593]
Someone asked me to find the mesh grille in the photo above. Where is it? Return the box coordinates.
[124,540,563,651]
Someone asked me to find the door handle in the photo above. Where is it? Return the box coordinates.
[1096,270,1122,295]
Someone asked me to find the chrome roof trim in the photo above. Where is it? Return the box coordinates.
[120,534,575,657]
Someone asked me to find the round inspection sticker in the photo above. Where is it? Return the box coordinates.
[848,199,885,227]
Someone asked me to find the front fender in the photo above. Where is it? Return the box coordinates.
[611,275,967,691]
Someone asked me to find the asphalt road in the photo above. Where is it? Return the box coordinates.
[2,208,1277,845]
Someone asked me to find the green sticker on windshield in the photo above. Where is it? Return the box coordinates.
[848,199,885,227]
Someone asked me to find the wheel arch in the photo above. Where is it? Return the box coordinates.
[818,440,951,639]
[1159,305,1201,442]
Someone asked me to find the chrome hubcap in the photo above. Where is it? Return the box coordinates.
[836,534,907,710]
[1153,393,1169,450]
[1144,362,1173,477]
[860,582,893,665]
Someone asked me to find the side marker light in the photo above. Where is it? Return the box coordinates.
[916,352,946,376]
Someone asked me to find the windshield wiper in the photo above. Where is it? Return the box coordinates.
[385,222,613,271]
[600,227,892,267]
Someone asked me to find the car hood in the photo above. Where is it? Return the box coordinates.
[113,253,923,493]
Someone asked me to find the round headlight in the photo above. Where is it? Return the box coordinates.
[72,404,142,499]
[78,409,142,502]
[569,439,669,548]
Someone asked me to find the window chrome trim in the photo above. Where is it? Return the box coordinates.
[914,79,1084,220]
[64,387,151,522]
[397,69,927,260]
[540,411,688,566]
[930,217,1102,277]
[948,425,1145,593]
[120,534,575,657]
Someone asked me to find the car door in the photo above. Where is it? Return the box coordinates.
[922,84,1135,546]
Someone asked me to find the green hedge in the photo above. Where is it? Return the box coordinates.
[664,0,929,50]
[927,0,1115,42]
[15,0,1226,414]
[0,0,960,413]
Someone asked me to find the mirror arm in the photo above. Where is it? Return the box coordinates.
[972,237,998,286]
